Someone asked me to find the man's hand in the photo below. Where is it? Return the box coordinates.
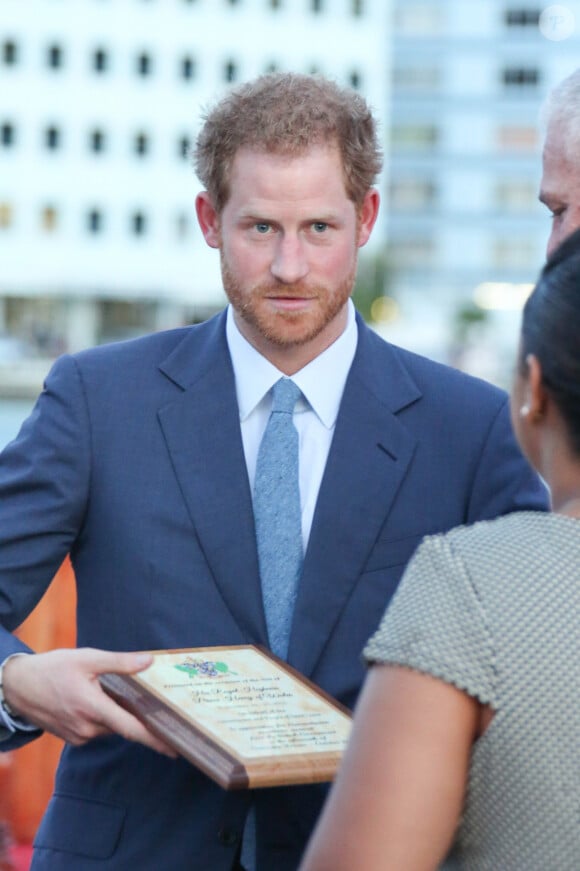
[2,648,177,758]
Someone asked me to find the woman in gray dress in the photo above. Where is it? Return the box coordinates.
[301,229,580,871]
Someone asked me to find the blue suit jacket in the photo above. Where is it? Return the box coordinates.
[0,311,547,870]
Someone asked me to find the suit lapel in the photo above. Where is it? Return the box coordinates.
[157,313,268,644]
[155,313,424,668]
[289,319,422,676]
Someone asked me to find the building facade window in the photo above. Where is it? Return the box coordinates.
[99,300,157,344]
[224,59,238,82]
[4,298,64,356]
[89,128,107,153]
[131,211,147,236]
[502,66,540,87]
[391,123,439,150]
[0,203,13,229]
[504,8,541,27]
[390,237,435,268]
[178,135,190,160]
[2,40,18,66]
[181,56,196,79]
[497,124,538,151]
[41,205,58,232]
[87,209,103,234]
[45,126,61,150]
[495,179,538,211]
[349,70,362,89]
[1,122,15,147]
[394,4,444,35]
[134,132,150,157]
[493,238,536,269]
[136,52,152,76]
[92,47,109,73]
[46,43,64,69]
[176,212,190,239]
[393,64,441,91]
[390,178,437,211]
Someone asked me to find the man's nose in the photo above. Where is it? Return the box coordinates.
[270,235,309,284]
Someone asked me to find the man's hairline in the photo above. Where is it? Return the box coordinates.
[210,139,371,217]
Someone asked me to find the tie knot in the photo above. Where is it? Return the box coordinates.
[271,378,301,414]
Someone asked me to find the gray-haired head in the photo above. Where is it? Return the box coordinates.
[540,67,580,158]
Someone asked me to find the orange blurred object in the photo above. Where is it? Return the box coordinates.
[1,558,76,846]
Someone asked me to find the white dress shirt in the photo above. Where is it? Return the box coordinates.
[230,301,358,871]
[226,299,358,549]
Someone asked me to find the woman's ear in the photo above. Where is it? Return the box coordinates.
[520,354,547,422]
[195,192,221,248]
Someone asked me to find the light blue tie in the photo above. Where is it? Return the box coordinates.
[254,377,303,661]
[242,379,303,871]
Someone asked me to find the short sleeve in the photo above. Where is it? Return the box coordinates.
[363,532,497,707]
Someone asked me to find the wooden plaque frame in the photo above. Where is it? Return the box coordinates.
[100,645,351,790]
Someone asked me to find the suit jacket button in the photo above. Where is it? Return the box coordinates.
[218,827,240,847]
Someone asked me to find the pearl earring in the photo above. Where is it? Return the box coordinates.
[519,404,530,418]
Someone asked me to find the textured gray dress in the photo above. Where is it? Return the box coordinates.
[364,512,580,870]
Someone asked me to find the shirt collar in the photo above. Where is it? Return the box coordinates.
[226,300,358,429]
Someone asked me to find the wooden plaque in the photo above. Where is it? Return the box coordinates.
[100,645,352,790]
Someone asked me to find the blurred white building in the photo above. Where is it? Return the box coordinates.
[4,0,580,396]
[383,0,580,381]
[0,0,391,358]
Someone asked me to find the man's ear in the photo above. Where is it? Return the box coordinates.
[357,189,380,248]
[196,192,221,248]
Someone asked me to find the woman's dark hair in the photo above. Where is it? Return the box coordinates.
[520,227,580,455]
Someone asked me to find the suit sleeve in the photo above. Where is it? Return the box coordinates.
[466,396,548,523]
[0,354,91,747]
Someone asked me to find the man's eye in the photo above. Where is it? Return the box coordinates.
[255,223,270,234]
[312,222,328,233]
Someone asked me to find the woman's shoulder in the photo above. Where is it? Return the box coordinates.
[427,510,571,553]
[414,511,580,602]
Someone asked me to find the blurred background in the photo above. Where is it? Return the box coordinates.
[2,0,580,449]
[1,0,580,863]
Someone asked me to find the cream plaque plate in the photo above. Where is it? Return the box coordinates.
[101,645,352,789]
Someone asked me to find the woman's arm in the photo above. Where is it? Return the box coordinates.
[300,664,480,871]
